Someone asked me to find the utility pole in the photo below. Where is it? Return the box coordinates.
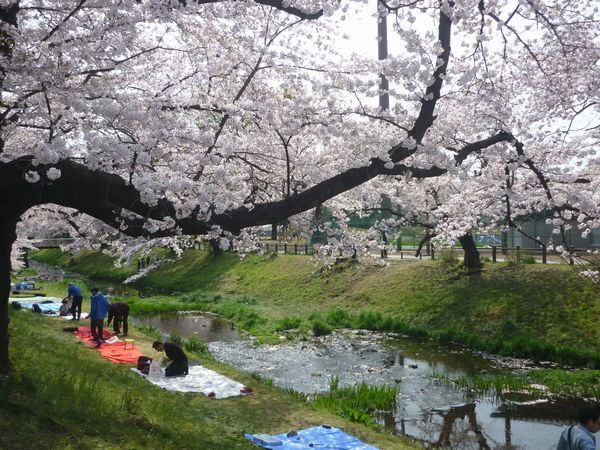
[377,0,390,111]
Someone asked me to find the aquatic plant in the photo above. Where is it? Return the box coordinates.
[169,333,184,348]
[184,335,211,357]
[312,379,398,428]
[431,369,600,401]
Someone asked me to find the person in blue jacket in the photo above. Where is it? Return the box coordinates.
[66,283,83,320]
[557,404,600,450]
[90,287,110,346]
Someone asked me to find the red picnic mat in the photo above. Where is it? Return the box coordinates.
[74,327,142,364]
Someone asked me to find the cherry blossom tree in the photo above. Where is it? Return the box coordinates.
[1,0,598,374]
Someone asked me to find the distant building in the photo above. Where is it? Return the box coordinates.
[506,212,600,249]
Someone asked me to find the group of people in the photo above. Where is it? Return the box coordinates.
[137,254,159,271]
[64,283,187,377]
[63,283,129,344]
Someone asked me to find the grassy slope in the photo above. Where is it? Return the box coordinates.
[31,248,600,365]
[3,307,411,450]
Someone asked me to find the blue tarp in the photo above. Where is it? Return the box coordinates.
[14,281,36,290]
[245,425,379,450]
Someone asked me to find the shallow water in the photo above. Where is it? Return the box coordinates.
[133,312,241,343]
[136,313,597,450]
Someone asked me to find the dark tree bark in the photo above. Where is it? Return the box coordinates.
[0,214,18,375]
[458,233,481,270]
[209,238,222,257]
[271,223,278,241]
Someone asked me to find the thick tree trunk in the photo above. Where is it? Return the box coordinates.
[271,223,278,241]
[458,233,481,270]
[0,215,17,375]
[209,238,222,258]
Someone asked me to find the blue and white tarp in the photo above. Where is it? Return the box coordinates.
[245,425,379,449]
[10,297,62,313]
[9,297,89,318]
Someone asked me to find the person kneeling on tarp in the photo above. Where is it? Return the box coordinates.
[59,299,70,316]
[152,341,189,377]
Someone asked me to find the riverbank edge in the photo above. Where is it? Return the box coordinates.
[29,248,600,370]
[2,304,416,449]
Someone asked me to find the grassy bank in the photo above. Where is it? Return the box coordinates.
[30,248,600,367]
[2,308,412,450]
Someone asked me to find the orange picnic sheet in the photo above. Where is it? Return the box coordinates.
[74,327,142,364]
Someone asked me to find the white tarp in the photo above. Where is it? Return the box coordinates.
[131,365,250,399]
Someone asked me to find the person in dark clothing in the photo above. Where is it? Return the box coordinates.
[107,301,129,335]
[152,341,188,377]
[381,230,388,258]
[67,283,83,320]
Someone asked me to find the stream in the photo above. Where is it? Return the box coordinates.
[134,312,596,450]
[24,262,595,449]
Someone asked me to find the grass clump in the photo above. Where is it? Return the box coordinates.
[275,317,303,331]
[432,369,600,400]
[168,333,184,348]
[184,335,211,356]
[312,321,332,337]
[528,369,600,399]
[134,324,162,340]
[313,376,398,428]
[439,247,459,266]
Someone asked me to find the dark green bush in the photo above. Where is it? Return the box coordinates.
[312,321,332,337]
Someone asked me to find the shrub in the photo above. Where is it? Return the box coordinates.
[312,321,332,337]
[184,335,210,356]
[506,250,521,265]
[439,247,459,266]
[275,316,302,331]
[169,333,184,347]
[325,309,352,328]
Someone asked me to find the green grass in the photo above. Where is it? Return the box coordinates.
[29,248,600,367]
[432,369,600,400]
[313,376,399,428]
[2,309,413,450]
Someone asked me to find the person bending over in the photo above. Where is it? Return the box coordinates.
[66,283,83,320]
[557,404,600,450]
[152,341,189,377]
[107,301,129,336]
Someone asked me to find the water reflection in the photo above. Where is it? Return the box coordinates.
[133,312,240,343]
[132,318,591,450]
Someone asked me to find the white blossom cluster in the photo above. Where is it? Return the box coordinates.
[1,0,597,275]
